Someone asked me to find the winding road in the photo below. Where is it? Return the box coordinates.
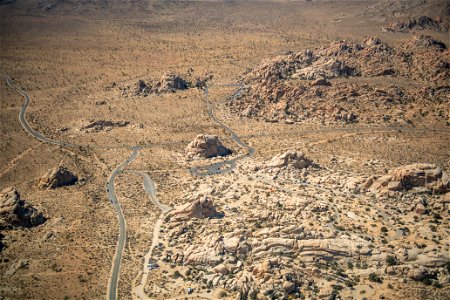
[1,73,138,300]
[189,85,255,177]
[130,170,171,300]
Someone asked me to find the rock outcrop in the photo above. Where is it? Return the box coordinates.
[39,165,78,189]
[185,134,232,159]
[157,73,189,93]
[81,120,130,132]
[267,150,313,169]
[0,188,45,229]
[133,73,190,95]
[382,16,448,33]
[348,163,448,195]
[168,197,219,221]
[228,37,449,126]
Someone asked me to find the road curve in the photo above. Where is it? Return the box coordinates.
[0,73,77,148]
[106,146,141,300]
[129,170,171,300]
[189,85,255,177]
[1,73,139,300]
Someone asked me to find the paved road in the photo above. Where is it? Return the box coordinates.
[129,170,172,212]
[129,170,171,300]
[106,146,141,300]
[189,85,255,177]
[1,73,137,300]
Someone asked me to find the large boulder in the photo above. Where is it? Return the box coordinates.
[168,197,219,221]
[185,134,232,159]
[0,188,45,229]
[267,150,313,169]
[39,165,78,189]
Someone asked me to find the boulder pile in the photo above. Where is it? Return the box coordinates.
[185,134,232,159]
[81,120,130,132]
[267,150,314,169]
[133,72,190,96]
[347,163,449,195]
[0,188,45,229]
[228,36,449,126]
[39,165,78,189]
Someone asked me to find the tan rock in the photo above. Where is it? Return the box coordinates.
[267,150,313,169]
[185,134,232,158]
[169,197,218,221]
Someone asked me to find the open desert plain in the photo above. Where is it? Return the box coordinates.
[0,0,449,299]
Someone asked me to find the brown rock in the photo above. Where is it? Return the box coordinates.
[39,166,78,189]
[282,281,296,293]
[366,164,448,195]
[0,188,45,229]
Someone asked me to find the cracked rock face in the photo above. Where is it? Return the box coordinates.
[38,165,78,189]
[0,187,45,229]
[185,134,232,159]
[168,197,219,221]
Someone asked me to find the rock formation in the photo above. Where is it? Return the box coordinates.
[0,188,45,229]
[133,73,190,95]
[156,72,189,93]
[267,150,313,169]
[382,16,448,33]
[228,37,449,126]
[185,134,232,159]
[81,120,130,132]
[348,163,448,195]
[39,165,78,189]
[168,197,218,221]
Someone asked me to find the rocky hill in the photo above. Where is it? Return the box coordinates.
[228,36,449,126]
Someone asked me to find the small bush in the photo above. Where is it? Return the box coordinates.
[369,272,382,283]
[386,255,398,266]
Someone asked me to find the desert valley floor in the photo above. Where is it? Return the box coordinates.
[0,0,449,299]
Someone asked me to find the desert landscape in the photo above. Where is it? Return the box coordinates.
[0,0,449,299]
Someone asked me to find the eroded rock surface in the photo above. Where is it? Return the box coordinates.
[267,150,314,169]
[168,197,219,221]
[185,134,232,159]
[228,37,449,126]
[0,188,45,229]
[39,166,78,189]
[348,163,448,195]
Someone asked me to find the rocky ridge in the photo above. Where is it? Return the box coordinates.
[228,36,449,126]
[381,16,449,33]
